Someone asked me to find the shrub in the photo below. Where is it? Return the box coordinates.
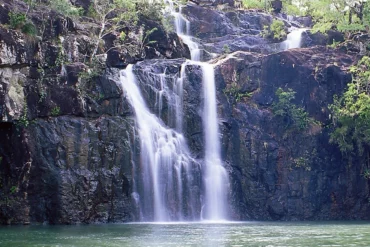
[282,3,301,16]
[270,19,286,40]
[9,12,26,29]
[262,19,286,41]
[21,22,37,36]
[272,88,311,130]
[49,0,82,17]
[10,186,17,194]
[329,56,370,155]
[137,0,164,21]
[51,106,61,116]
[242,0,265,9]
[8,11,37,36]
[222,44,231,54]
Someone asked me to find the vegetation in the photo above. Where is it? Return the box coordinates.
[268,19,286,40]
[281,0,369,34]
[51,106,61,116]
[16,104,29,128]
[223,82,253,104]
[242,0,266,9]
[9,186,17,195]
[8,12,37,36]
[261,19,287,41]
[272,88,312,130]
[9,12,26,29]
[329,56,370,156]
[222,44,231,54]
[49,0,82,18]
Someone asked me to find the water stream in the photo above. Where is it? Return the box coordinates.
[166,0,229,220]
[281,28,306,50]
[201,64,229,221]
[119,65,199,221]
[119,0,229,221]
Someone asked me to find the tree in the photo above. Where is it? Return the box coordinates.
[282,0,369,33]
[330,56,370,156]
[89,0,138,60]
[272,88,312,130]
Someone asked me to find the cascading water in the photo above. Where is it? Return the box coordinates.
[167,0,229,220]
[281,28,306,50]
[201,64,229,221]
[120,0,229,222]
[165,0,201,61]
[119,65,200,221]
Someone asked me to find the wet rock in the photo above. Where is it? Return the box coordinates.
[1,0,369,225]
[215,47,369,220]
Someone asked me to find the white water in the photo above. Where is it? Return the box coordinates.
[119,65,199,221]
[201,64,229,220]
[120,0,229,221]
[281,28,306,50]
[165,0,201,61]
[167,0,229,220]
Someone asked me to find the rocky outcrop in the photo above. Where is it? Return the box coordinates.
[182,4,276,56]
[214,47,369,220]
[0,0,190,224]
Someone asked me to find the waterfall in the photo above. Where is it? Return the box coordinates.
[201,64,229,221]
[165,0,201,61]
[281,28,306,50]
[167,0,229,220]
[119,65,200,221]
[120,0,229,222]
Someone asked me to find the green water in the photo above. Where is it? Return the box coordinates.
[0,221,369,246]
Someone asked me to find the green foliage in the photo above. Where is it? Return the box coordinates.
[16,104,29,128]
[51,106,61,116]
[270,20,286,40]
[119,31,126,41]
[49,0,83,17]
[294,157,311,171]
[222,44,231,54]
[242,0,268,9]
[262,20,286,40]
[8,12,37,36]
[162,15,175,33]
[329,56,370,155]
[272,88,312,130]
[136,0,164,21]
[281,0,368,34]
[87,3,98,18]
[55,42,68,67]
[89,0,142,60]
[328,39,341,48]
[139,27,158,51]
[282,2,301,16]
[223,82,253,104]
[9,12,26,29]
[9,186,17,194]
[21,22,37,36]
[363,168,370,179]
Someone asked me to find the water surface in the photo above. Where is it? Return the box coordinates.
[0,221,369,246]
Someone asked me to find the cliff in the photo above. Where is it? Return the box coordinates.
[0,0,369,224]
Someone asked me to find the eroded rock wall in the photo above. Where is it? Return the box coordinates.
[214,48,369,220]
[0,0,369,224]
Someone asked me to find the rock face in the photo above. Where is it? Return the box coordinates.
[0,0,370,224]
[214,47,369,220]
